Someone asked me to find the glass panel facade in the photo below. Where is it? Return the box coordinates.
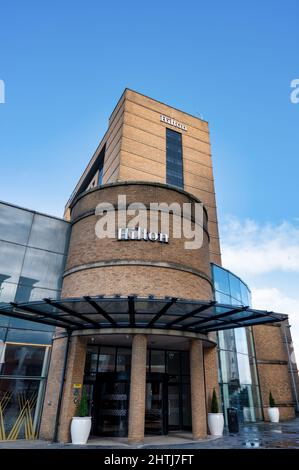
[212,263,262,424]
[0,202,70,324]
[166,128,184,189]
[0,202,70,440]
[0,344,49,440]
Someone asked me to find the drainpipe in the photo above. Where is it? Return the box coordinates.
[52,330,72,443]
[283,323,299,413]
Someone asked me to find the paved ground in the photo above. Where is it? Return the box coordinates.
[0,418,298,449]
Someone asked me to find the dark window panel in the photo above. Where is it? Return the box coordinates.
[166,128,184,189]
[1,344,46,376]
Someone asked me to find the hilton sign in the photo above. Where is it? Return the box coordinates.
[118,227,169,244]
[160,114,187,131]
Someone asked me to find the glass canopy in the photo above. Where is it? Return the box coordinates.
[0,296,287,333]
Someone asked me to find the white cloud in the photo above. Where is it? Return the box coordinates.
[220,216,299,372]
[220,217,299,275]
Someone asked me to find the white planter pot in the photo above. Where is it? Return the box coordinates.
[71,417,92,444]
[208,413,224,436]
[268,407,279,423]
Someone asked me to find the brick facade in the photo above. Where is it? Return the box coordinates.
[38,89,298,443]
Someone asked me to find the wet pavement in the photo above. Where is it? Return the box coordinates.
[0,417,298,449]
[158,418,299,449]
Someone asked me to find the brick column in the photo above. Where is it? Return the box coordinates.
[39,330,68,440]
[57,335,87,442]
[204,345,221,414]
[190,339,207,439]
[128,334,147,444]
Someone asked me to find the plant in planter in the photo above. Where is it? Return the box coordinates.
[268,391,279,423]
[70,386,92,444]
[207,388,224,436]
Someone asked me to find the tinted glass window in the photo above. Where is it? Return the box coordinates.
[0,281,17,306]
[116,348,131,372]
[20,248,65,290]
[28,214,69,254]
[229,274,242,302]
[5,328,53,343]
[0,378,43,439]
[166,128,183,189]
[237,353,252,385]
[85,346,99,376]
[150,350,165,373]
[98,347,116,372]
[0,241,26,284]
[166,351,180,375]
[1,344,46,376]
[213,265,230,295]
[0,204,33,245]
[240,282,251,306]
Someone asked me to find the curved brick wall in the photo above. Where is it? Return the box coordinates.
[62,182,213,300]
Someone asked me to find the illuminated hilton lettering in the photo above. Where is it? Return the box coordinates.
[118,227,169,243]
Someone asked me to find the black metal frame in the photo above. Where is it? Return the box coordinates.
[0,295,287,334]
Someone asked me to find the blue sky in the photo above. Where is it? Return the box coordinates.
[0,1,299,359]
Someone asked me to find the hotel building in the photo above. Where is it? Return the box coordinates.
[0,89,298,443]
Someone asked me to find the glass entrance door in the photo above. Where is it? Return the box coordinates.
[168,383,180,430]
[145,374,191,435]
[93,372,129,437]
[145,374,167,434]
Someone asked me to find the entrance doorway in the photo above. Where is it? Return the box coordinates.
[145,373,191,435]
[92,372,129,437]
[84,346,192,437]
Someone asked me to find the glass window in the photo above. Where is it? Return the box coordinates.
[28,214,70,254]
[116,348,131,372]
[166,351,180,375]
[246,328,256,357]
[0,378,43,439]
[234,328,249,355]
[98,347,116,372]
[6,329,53,344]
[0,203,33,245]
[14,285,60,304]
[229,274,242,303]
[219,349,239,383]
[1,344,46,376]
[213,265,230,295]
[97,145,106,187]
[182,383,192,427]
[150,350,165,373]
[215,291,231,304]
[166,128,184,189]
[0,328,7,341]
[98,159,104,186]
[236,353,252,385]
[0,281,17,306]
[84,346,98,376]
[20,248,65,290]
[0,241,26,284]
[218,329,236,352]
[181,351,190,376]
[240,282,251,306]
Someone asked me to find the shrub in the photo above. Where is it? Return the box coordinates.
[75,386,89,417]
[269,391,276,408]
[211,388,219,413]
